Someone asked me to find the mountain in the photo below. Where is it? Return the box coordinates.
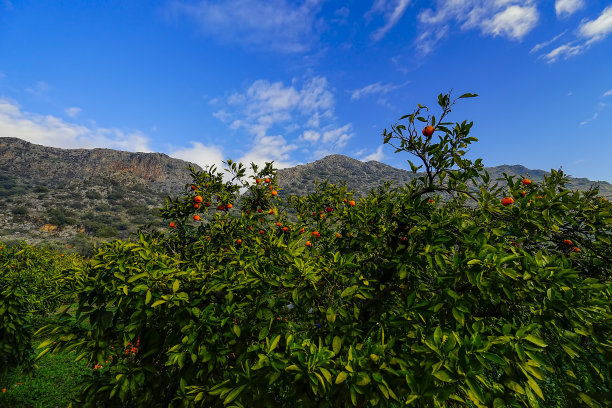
[1,137,610,256]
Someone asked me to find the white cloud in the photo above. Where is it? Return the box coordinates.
[580,112,598,126]
[360,145,385,161]
[212,76,353,165]
[541,42,584,63]
[64,107,82,118]
[366,0,411,41]
[555,0,584,17]
[166,0,326,53]
[302,130,320,142]
[350,80,410,100]
[538,5,612,63]
[603,89,612,97]
[0,98,152,152]
[529,30,567,54]
[578,5,612,44]
[416,1,540,55]
[168,141,225,171]
[480,5,539,40]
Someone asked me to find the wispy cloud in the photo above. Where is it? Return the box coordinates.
[538,5,612,63]
[555,0,584,17]
[212,76,353,167]
[25,81,50,98]
[530,30,567,54]
[603,89,612,97]
[416,1,539,56]
[64,107,82,118]
[366,0,411,41]
[0,98,152,152]
[578,4,612,45]
[350,80,410,100]
[166,0,326,53]
[579,101,608,126]
[360,145,384,161]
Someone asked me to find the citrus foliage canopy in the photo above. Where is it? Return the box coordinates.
[27,90,612,407]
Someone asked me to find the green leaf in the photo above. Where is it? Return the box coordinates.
[223,384,247,405]
[232,325,241,337]
[335,371,349,384]
[466,378,484,403]
[524,335,547,348]
[269,335,281,352]
[452,307,465,325]
[145,290,152,305]
[527,376,544,400]
[433,370,454,382]
[151,300,166,308]
[172,279,180,293]
[332,336,342,355]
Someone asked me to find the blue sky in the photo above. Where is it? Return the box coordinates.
[1,0,611,183]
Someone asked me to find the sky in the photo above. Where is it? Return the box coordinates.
[1,0,611,184]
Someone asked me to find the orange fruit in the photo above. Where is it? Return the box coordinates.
[428,199,434,203]
[563,239,573,246]
[236,239,242,245]
[326,207,333,213]
[348,200,356,207]
[312,231,320,237]
[299,228,305,234]
[193,215,200,221]
[271,190,278,196]
[255,178,261,184]
[422,125,434,137]
[571,247,580,252]
[269,209,274,214]
[282,227,289,232]
[194,196,203,203]
[520,191,526,197]
[522,178,532,185]
[218,205,225,210]
[264,178,270,183]
[258,208,263,213]
[226,203,233,209]
[343,199,347,203]
[190,185,197,190]
[194,203,200,209]
[306,241,312,247]
[336,233,341,238]
[276,222,282,227]
[259,230,264,234]
[169,222,176,228]
[501,197,514,206]
[536,196,542,199]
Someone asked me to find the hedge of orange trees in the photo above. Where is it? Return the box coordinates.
[0,243,81,375]
[30,90,612,407]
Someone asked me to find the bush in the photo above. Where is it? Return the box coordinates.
[37,91,611,408]
[11,206,28,216]
[86,191,103,200]
[0,242,81,376]
[47,208,77,227]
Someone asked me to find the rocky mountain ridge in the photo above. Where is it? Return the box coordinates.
[1,137,610,256]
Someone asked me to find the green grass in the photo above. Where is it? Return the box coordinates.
[0,348,90,408]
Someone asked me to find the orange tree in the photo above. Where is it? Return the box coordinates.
[36,90,611,407]
[0,242,80,377]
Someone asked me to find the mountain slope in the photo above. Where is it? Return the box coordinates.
[1,137,610,255]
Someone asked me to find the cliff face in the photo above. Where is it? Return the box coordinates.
[0,137,202,193]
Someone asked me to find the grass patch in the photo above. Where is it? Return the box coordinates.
[0,348,89,408]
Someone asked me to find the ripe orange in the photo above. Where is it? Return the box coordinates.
[269,209,274,214]
[522,178,532,185]
[218,205,225,210]
[194,203,200,209]
[169,222,176,228]
[520,191,526,197]
[343,199,347,203]
[258,208,262,213]
[276,222,282,227]
[194,196,203,203]
[563,239,573,246]
[236,239,242,245]
[271,190,278,196]
[306,241,312,247]
[264,178,270,183]
[226,203,233,209]
[299,228,305,234]
[536,196,542,199]
[501,197,514,206]
[336,233,341,238]
[190,185,197,190]
[312,231,320,237]
[572,247,581,252]
[193,215,200,221]
[428,199,434,203]
[326,207,332,212]
[282,227,289,232]
[422,125,434,137]
[255,178,261,184]
[259,230,264,234]
[348,200,356,207]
